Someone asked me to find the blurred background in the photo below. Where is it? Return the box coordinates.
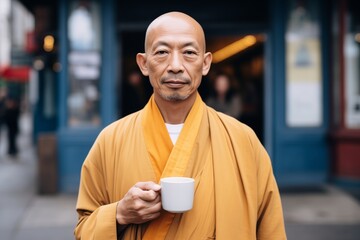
[0,0,359,239]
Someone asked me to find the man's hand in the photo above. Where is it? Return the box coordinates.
[116,181,162,225]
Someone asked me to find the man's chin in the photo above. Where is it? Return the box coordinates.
[162,93,189,102]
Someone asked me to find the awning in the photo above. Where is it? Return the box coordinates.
[0,66,30,83]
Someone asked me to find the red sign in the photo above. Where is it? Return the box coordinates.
[0,65,30,83]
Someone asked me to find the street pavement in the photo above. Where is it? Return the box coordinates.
[283,186,360,240]
[0,113,360,240]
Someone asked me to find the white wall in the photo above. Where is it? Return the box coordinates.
[10,0,34,50]
[0,0,11,67]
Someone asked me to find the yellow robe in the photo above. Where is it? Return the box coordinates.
[75,93,286,239]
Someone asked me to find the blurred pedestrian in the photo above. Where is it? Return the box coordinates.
[0,86,6,147]
[206,72,242,119]
[4,94,20,157]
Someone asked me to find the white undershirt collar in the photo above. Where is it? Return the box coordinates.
[165,123,184,145]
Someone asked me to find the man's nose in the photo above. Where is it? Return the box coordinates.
[167,52,184,73]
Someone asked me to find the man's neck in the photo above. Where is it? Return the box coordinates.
[154,93,196,124]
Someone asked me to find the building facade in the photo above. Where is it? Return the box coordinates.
[15,0,360,193]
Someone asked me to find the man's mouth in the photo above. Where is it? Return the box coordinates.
[163,80,188,88]
[161,74,191,88]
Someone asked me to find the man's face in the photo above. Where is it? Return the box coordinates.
[137,14,212,102]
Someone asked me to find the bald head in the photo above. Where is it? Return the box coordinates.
[136,11,212,108]
[144,12,206,52]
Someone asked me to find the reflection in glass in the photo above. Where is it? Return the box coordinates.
[67,0,101,127]
[68,5,95,51]
[344,1,360,128]
[285,0,322,127]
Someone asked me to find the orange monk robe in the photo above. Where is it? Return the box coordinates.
[74,93,287,239]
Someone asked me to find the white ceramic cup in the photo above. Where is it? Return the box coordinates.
[160,177,195,213]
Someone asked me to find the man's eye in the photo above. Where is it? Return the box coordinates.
[184,50,199,57]
[184,50,196,55]
[156,50,168,55]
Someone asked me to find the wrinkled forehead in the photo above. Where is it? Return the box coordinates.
[144,13,206,52]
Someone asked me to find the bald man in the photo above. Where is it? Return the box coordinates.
[75,12,286,240]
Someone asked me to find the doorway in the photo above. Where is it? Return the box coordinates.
[205,34,265,142]
[117,31,266,142]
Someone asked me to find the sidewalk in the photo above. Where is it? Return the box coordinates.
[0,114,76,240]
[0,114,360,240]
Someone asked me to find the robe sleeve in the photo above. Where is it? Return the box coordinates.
[74,135,118,240]
[255,142,287,239]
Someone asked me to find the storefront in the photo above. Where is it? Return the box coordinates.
[18,0,360,193]
[331,0,360,188]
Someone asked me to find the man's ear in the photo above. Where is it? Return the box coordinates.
[202,52,212,76]
[136,53,149,76]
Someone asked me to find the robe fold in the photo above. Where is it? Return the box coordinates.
[75,93,286,240]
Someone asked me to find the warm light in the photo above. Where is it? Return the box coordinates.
[355,33,360,43]
[43,35,54,52]
[212,35,257,63]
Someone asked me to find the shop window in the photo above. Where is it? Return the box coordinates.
[67,0,101,127]
[344,0,360,128]
[285,0,322,127]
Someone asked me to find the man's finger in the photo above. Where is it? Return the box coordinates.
[135,181,161,192]
[138,189,160,202]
